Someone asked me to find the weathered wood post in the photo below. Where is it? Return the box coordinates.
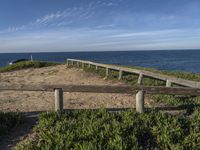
[77,62,80,67]
[136,90,145,113]
[118,70,123,80]
[82,62,84,69]
[137,73,143,85]
[96,65,98,70]
[88,63,91,68]
[106,67,109,77]
[54,88,63,111]
[166,80,172,87]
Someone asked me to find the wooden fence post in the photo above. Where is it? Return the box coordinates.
[96,65,98,70]
[118,70,123,80]
[88,63,91,68]
[55,88,63,111]
[136,90,145,113]
[106,67,109,77]
[77,62,79,67]
[82,63,84,69]
[137,73,143,85]
[166,80,172,87]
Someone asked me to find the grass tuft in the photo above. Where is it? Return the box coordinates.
[0,61,61,73]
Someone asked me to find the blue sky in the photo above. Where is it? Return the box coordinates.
[0,0,200,52]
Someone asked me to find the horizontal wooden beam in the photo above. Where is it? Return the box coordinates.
[1,84,200,96]
[67,59,200,88]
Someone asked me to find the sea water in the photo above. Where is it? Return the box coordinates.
[0,50,200,73]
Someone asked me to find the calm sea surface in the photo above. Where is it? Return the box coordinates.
[0,50,200,73]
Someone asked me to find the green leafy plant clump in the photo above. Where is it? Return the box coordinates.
[17,109,200,150]
[0,61,61,73]
[152,94,200,115]
[0,112,24,136]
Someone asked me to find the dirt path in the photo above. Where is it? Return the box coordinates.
[0,65,153,112]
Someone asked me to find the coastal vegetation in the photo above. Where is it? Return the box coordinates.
[0,61,60,73]
[0,62,199,149]
[17,109,199,149]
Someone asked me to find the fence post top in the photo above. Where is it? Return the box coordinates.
[54,88,63,91]
[136,90,145,93]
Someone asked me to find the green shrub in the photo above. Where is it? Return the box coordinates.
[0,61,60,72]
[17,109,200,149]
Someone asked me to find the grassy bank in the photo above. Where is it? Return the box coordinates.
[17,109,199,149]
[0,61,61,73]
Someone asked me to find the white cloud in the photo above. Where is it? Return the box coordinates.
[1,28,200,53]
[0,0,124,35]
[0,2,97,34]
[0,0,200,52]
[7,25,25,32]
[30,6,95,27]
[108,29,190,38]
[95,24,115,29]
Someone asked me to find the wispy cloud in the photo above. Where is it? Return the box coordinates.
[0,0,120,34]
[0,2,98,34]
[95,24,116,29]
[30,6,95,27]
[7,25,25,32]
[0,0,124,35]
[1,0,200,52]
[0,25,25,34]
[108,29,182,38]
[1,28,200,52]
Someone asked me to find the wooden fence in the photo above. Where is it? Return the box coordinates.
[67,59,200,88]
[1,84,200,113]
[1,58,199,113]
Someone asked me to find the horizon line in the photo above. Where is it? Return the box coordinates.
[0,48,200,54]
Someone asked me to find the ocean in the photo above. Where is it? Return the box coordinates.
[0,50,200,73]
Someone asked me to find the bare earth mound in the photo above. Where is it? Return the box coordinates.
[0,65,153,112]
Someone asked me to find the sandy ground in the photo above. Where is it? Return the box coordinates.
[0,65,154,113]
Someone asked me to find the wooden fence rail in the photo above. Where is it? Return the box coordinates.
[67,58,200,88]
[1,84,200,113]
